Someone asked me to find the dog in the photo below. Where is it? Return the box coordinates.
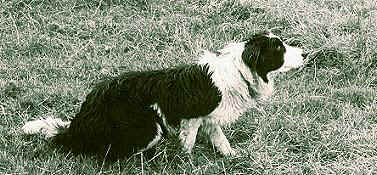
[22,32,305,159]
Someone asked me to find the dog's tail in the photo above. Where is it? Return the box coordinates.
[22,117,70,139]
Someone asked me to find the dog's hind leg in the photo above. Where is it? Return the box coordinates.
[138,122,163,152]
[179,118,202,154]
[136,122,163,159]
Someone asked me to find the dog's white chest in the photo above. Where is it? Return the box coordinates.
[207,83,256,125]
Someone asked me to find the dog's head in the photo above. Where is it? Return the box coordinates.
[242,32,304,83]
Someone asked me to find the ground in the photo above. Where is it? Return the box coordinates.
[1,0,377,174]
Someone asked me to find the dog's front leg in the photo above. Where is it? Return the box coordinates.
[203,121,236,156]
[179,118,202,154]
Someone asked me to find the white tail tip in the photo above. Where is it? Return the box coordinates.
[22,117,70,138]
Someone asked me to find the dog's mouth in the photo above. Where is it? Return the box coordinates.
[277,44,307,72]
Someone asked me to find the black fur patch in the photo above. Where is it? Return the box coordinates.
[53,64,221,159]
[242,33,285,83]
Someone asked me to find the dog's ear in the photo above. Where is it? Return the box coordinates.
[242,38,269,83]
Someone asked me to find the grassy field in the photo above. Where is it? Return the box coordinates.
[1,0,377,174]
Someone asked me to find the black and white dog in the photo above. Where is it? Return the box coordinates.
[22,32,304,159]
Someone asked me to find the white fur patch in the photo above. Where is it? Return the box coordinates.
[22,117,70,138]
[278,43,304,72]
[198,42,268,126]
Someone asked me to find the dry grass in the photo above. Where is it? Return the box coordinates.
[1,0,377,174]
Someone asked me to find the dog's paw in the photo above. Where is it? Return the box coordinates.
[220,147,244,157]
[221,147,238,156]
[181,145,193,155]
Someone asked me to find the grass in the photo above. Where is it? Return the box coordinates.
[1,0,377,174]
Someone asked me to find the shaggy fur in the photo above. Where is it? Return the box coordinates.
[22,32,305,159]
